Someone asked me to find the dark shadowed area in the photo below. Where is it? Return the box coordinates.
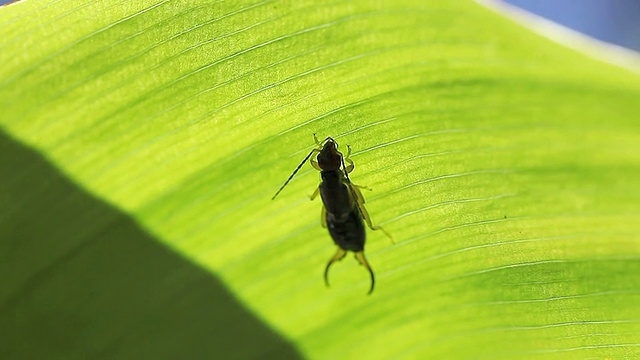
[0,129,301,359]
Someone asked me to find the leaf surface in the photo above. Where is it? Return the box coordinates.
[1,0,640,358]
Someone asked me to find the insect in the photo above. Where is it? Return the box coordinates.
[272,134,392,294]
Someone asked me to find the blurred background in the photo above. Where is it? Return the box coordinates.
[502,0,640,51]
[1,1,639,52]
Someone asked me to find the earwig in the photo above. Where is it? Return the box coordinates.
[273,134,392,294]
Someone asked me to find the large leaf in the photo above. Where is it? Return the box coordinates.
[1,0,639,359]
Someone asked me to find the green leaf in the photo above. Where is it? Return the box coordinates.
[1,0,639,359]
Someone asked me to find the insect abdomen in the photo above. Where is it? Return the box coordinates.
[327,208,366,252]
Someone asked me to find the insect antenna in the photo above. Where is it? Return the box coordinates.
[341,151,353,184]
[355,252,375,295]
[272,148,318,200]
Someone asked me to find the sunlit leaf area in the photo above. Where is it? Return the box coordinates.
[1,0,639,358]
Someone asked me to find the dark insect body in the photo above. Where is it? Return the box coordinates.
[272,135,392,294]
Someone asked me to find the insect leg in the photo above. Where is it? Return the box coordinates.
[343,145,354,173]
[350,183,370,203]
[320,204,327,228]
[352,183,372,191]
[310,187,320,200]
[310,158,322,171]
[350,184,395,243]
[344,159,354,174]
[354,251,375,295]
[313,133,333,146]
[324,248,347,288]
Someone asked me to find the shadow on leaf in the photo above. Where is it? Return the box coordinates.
[0,129,301,360]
